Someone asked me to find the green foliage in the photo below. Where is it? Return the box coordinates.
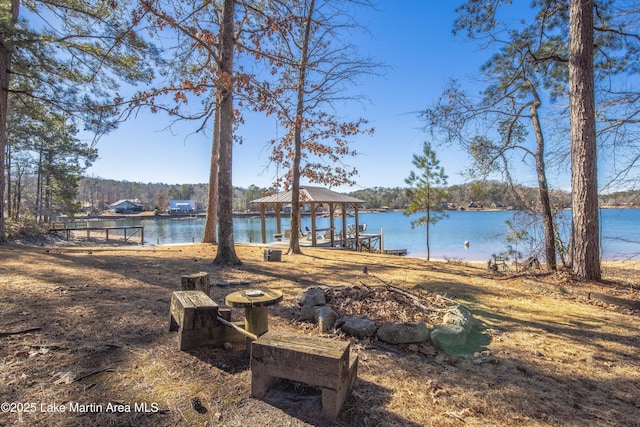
[71,177,581,217]
[167,184,194,201]
[13,0,158,134]
[233,185,268,212]
[8,98,97,221]
[404,142,448,259]
[2,0,160,236]
[404,142,448,221]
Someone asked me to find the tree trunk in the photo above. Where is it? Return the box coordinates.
[288,0,316,256]
[0,0,19,241]
[569,0,600,280]
[44,169,51,224]
[213,0,241,266]
[203,106,220,244]
[13,168,21,220]
[426,184,430,261]
[529,92,557,270]
[6,141,11,220]
[35,147,43,223]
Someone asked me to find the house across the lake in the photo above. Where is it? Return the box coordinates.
[168,200,196,215]
[108,199,144,214]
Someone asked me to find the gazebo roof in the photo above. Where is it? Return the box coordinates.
[250,186,364,204]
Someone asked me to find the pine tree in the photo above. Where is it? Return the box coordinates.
[1,0,157,239]
[404,142,448,261]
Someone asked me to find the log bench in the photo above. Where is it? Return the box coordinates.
[169,290,244,350]
[250,330,358,420]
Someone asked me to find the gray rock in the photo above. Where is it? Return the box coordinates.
[339,316,377,338]
[376,322,430,344]
[430,324,467,350]
[314,306,338,332]
[442,305,476,334]
[296,287,326,306]
[299,304,316,321]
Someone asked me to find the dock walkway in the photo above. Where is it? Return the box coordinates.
[49,221,144,244]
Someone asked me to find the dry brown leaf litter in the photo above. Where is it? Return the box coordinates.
[0,241,639,426]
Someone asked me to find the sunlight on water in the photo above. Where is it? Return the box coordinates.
[85,209,639,261]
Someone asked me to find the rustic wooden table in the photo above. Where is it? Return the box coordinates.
[225,289,283,337]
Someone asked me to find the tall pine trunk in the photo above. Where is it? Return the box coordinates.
[203,106,220,244]
[213,0,241,265]
[569,0,600,280]
[529,90,557,270]
[426,183,431,261]
[0,0,19,241]
[288,0,316,256]
[6,142,11,220]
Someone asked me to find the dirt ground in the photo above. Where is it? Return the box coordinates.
[1,239,639,426]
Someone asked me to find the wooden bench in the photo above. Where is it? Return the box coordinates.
[169,290,244,350]
[250,331,358,420]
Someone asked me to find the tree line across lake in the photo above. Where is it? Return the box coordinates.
[74,177,638,215]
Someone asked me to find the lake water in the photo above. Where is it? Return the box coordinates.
[87,209,640,261]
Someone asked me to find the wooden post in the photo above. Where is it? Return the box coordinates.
[341,203,347,248]
[245,306,269,337]
[311,202,317,247]
[260,203,266,244]
[329,203,335,247]
[181,272,210,293]
[354,203,360,251]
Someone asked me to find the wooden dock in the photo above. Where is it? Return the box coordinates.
[49,221,144,244]
[383,248,407,256]
[271,232,407,256]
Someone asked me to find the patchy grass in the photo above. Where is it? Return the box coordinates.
[0,243,638,426]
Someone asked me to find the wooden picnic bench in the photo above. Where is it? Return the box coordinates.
[250,330,358,420]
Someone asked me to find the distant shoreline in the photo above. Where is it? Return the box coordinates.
[61,205,639,222]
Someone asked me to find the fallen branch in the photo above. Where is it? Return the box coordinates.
[74,368,115,382]
[385,285,444,312]
[444,410,466,421]
[369,272,391,286]
[0,327,42,338]
[365,342,405,355]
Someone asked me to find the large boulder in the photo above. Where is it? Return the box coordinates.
[296,287,326,307]
[442,305,476,334]
[430,325,467,349]
[376,322,430,344]
[430,305,478,354]
[299,304,316,321]
[339,316,377,338]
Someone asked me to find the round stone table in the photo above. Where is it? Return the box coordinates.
[225,289,283,337]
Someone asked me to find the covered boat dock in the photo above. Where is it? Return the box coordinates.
[250,186,380,252]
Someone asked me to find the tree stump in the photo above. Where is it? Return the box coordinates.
[181,272,210,293]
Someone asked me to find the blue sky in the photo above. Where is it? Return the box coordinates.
[84,1,565,191]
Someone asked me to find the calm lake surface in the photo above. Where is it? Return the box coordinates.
[88,209,639,261]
